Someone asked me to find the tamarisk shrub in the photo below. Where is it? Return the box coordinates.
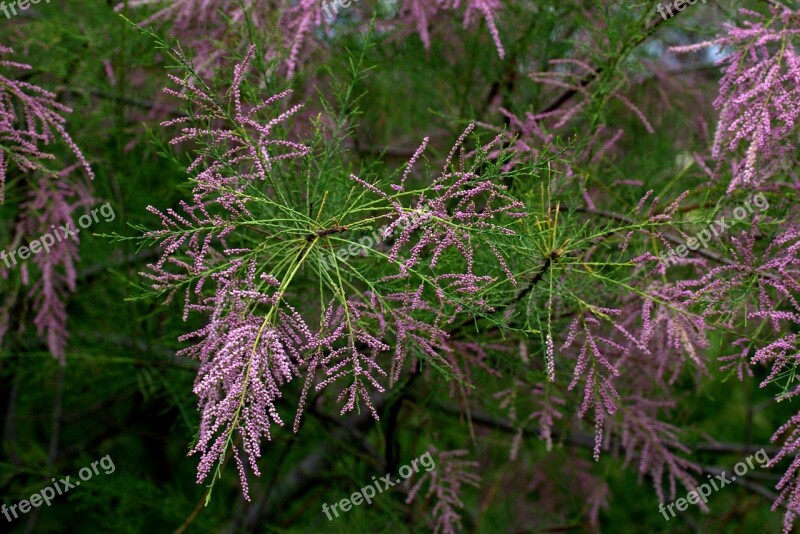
[135,42,527,501]
[121,2,800,531]
[672,6,800,531]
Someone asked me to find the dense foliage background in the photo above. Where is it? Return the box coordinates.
[2,0,800,532]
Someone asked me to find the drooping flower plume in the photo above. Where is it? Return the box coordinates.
[0,45,93,203]
[0,46,95,363]
[672,6,800,193]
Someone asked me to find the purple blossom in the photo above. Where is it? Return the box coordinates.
[672,6,800,192]
[0,45,94,363]
[179,261,308,500]
[616,397,704,510]
[766,412,800,533]
[398,0,506,58]
[8,175,94,363]
[406,447,482,534]
[350,124,526,303]
[0,45,93,203]
[313,297,390,420]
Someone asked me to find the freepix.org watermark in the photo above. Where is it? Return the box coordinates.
[2,455,115,523]
[319,208,429,271]
[1,0,52,19]
[0,202,115,271]
[321,0,360,19]
[321,451,435,521]
[658,448,768,520]
[659,192,768,268]
[656,0,707,21]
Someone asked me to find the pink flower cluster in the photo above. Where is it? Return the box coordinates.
[0,46,95,363]
[143,46,526,501]
[122,0,508,81]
